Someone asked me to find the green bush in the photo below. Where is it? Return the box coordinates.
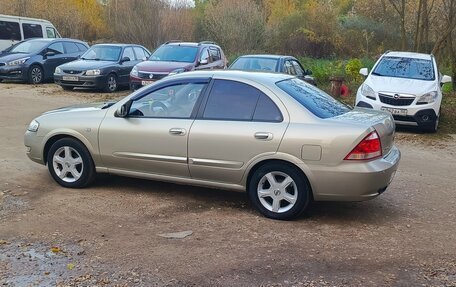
[442,82,453,94]
[345,58,362,82]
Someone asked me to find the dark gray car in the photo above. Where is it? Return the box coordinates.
[0,38,88,84]
[54,44,151,92]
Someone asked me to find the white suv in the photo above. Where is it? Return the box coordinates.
[355,51,452,132]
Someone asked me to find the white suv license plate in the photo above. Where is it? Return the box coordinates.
[381,107,407,116]
[62,76,78,81]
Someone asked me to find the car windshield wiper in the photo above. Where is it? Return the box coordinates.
[101,101,116,109]
[371,71,383,76]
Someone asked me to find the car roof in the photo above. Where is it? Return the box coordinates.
[384,51,432,60]
[92,43,139,48]
[24,38,85,43]
[238,54,294,60]
[168,69,294,82]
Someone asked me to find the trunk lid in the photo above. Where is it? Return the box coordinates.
[331,108,395,156]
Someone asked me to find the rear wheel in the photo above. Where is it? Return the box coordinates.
[28,65,44,84]
[62,86,74,91]
[47,138,96,188]
[104,73,117,93]
[248,162,311,220]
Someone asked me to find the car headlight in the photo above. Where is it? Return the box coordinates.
[55,67,62,74]
[85,69,101,76]
[168,68,185,76]
[417,91,438,104]
[27,120,39,132]
[361,84,376,100]
[7,57,30,66]
[130,66,138,77]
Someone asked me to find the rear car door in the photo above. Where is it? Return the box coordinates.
[209,47,224,69]
[188,79,289,184]
[99,78,209,177]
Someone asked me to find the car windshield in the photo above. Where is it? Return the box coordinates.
[81,46,122,61]
[230,57,278,72]
[149,45,198,63]
[10,40,49,53]
[277,78,351,119]
[372,56,435,81]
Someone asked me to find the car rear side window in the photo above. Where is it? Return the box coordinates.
[277,78,350,119]
[0,20,21,40]
[22,23,43,39]
[123,47,135,60]
[76,43,88,52]
[203,80,281,122]
[63,42,79,54]
[134,47,148,60]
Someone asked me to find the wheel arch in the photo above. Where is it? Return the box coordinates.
[42,132,96,165]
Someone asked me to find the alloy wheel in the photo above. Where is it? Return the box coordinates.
[52,146,84,183]
[30,67,42,83]
[257,171,298,213]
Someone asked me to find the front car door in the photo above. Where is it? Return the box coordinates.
[188,78,289,184]
[99,78,209,177]
[42,42,66,79]
[118,46,138,85]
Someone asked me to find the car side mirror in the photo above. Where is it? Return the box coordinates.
[441,75,452,84]
[142,57,148,61]
[44,50,56,58]
[120,56,130,63]
[359,68,369,77]
[199,58,208,65]
[115,100,132,118]
[304,69,312,76]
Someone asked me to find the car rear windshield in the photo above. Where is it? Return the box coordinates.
[150,45,198,63]
[81,46,122,61]
[276,78,351,119]
[10,40,48,53]
[372,56,435,81]
[230,57,278,72]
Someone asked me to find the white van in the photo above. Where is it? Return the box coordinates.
[0,14,61,52]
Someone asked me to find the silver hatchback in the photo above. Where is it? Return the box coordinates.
[25,71,400,220]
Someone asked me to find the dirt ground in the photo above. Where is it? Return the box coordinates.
[0,83,456,287]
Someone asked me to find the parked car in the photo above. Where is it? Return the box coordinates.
[24,70,400,220]
[129,41,227,90]
[54,44,150,92]
[355,51,452,132]
[0,38,88,84]
[0,14,60,52]
[229,54,317,85]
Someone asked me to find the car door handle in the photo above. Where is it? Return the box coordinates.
[254,132,273,140]
[169,128,186,136]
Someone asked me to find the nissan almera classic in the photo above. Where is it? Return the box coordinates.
[25,70,400,220]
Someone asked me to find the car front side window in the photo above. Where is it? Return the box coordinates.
[129,82,206,118]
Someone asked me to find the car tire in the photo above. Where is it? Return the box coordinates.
[47,138,96,188]
[248,162,311,220]
[424,113,439,133]
[28,65,44,84]
[104,73,118,93]
[62,86,74,91]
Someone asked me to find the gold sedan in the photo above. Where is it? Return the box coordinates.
[25,71,400,220]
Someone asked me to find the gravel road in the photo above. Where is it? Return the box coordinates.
[0,83,455,287]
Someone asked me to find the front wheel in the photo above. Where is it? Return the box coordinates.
[248,162,311,220]
[423,112,439,133]
[47,138,96,188]
[28,65,44,84]
[104,73,118,93]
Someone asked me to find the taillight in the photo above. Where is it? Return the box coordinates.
[344,131,382,160]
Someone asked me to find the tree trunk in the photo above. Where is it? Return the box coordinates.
[414,0,423,51]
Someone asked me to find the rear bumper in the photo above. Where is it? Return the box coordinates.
[0,65,28,81]
[54,74,107,89]
[307,145,401,201]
